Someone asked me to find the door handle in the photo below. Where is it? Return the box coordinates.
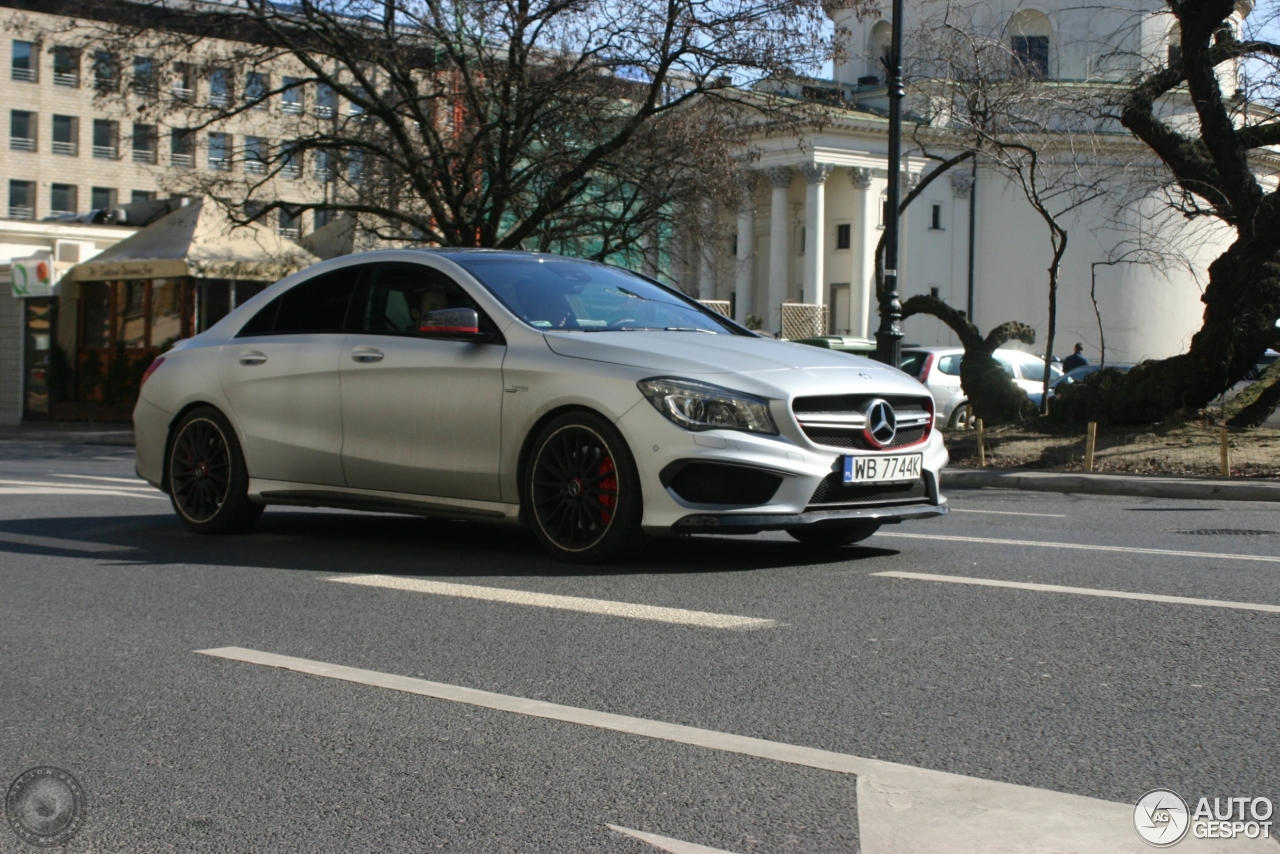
[351,346,384,363]
[238,350,267,365]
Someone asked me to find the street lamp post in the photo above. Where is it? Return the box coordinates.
[874,0,906,368]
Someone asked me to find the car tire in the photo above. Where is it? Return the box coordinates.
[786,521,881,547]
[167,406,264,535]
[525,411,646,564]
[948,402,975,430]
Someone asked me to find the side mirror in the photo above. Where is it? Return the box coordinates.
[418,307,487,340]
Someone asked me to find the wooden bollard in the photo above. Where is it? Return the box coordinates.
[1085,422,1097,473]
[975,418,985,467]
[1219,427,1231,477]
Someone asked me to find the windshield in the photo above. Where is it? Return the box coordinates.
[453,256,735,334]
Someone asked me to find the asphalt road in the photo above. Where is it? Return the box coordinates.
[1,441,1278,852]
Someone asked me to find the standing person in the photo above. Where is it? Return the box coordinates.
[1062,342,1088,373]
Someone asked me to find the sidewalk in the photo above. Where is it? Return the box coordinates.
[943,467,1280,503]
[0,422,135,446]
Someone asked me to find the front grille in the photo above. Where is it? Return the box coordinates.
[808,475,928,506]
[802,424,928,451]
[793,394,932,450]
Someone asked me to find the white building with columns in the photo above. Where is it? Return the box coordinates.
[674,0,1255,364]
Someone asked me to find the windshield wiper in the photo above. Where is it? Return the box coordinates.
[663,327,719,333]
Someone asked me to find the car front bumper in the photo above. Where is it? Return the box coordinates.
[617,399,949,535]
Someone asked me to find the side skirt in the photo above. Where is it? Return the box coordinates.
[248,479,523,524]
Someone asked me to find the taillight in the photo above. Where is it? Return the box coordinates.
[140,356,165,388]
[919,352,935,380]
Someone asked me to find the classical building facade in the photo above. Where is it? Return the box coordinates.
[677,0,1252,363]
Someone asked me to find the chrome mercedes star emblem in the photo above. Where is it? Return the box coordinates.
[863,399,897,448]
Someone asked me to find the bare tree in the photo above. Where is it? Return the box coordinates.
[39,0,843,259]
[1051,0,1280,425]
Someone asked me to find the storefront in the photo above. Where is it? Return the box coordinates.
[59,199,318,420]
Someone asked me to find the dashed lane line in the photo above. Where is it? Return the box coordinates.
[874,531,1280,563]
[196,647,1259,852]
[874,571,1280,614]
[0,530,138,552]
[948,508,1066,518]
[607,825,738,853]
[328,574,776,630]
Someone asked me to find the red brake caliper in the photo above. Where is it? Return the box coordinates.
[597,457,617,524]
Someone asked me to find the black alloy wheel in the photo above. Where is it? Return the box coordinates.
[167,407,263,534]
[787,520,881,547]
[527,412,645,563]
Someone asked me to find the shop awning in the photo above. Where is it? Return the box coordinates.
[68,198,319,283]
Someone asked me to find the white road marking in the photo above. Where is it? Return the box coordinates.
[54,474,150,485]
[874,571,1280,614]
[875,531,1280,564]
[197,647,1258,853]
[0,478,164,500]
[0,531,136,552]
[607,825,739,853]
[949,508,1066,518]
[329,574,776,630]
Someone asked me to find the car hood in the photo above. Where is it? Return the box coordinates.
[543,331,929,397]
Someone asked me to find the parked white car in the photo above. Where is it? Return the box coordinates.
[134,250,949,562]
[899,346,1062,429]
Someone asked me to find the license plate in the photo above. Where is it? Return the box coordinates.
[843,453,923,484]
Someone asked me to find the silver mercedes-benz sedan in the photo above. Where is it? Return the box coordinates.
[133,250,948,562]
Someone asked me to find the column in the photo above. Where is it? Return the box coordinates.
[640,228,658,279]
[735,173,757,324]
[697,198,717,300]
[766,167,793,335]
[848,167,877,339]
[800,162,834,310]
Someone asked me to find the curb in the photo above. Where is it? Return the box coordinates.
[942,467,1280,503]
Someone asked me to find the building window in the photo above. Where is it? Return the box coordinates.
[132,55,157,96]
[50,184,78,216]
[208,132,232,170]
[1009,10,1051,78]
[245,71,268,108]
[9,180,35,220]
[132,123,157,163]
[798,226,805,255]
[315,84,335,117]
[131,190,155,204]
[52,47,80,86]
[93,50,118,91]
[868,22,891,82]
[92,119,119,159]
[880,193,890,227]
[93,187,118,210]
[172,62,194,100]
[347,149,363,182]
[314,208,336,229]
[314,149,334,181]
[244,200,266,222]
[244,136,268,174]
[209,68,232,107]
[281,143,301,179]
[282,77,302,113]
[171,130,194,167]
[10,111,36,152]
[11,40,36,82]
[1167,24,1182,66]
[278,207,301,239]
[52,115,78,156]
[836,223,851,250]
[930,203,943,230]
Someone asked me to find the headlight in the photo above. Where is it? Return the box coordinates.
[637,377,778,434]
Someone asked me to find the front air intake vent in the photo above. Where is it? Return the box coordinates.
[664,462,783,506]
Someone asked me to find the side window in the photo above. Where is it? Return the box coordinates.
[937,354,962,376]
[898,352,926,378]
[359,262,490,335]
[995,357,1016,378]
[238,268,360,336]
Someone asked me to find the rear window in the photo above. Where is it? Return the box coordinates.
[937,354,961,376]
[899,352,927,378]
